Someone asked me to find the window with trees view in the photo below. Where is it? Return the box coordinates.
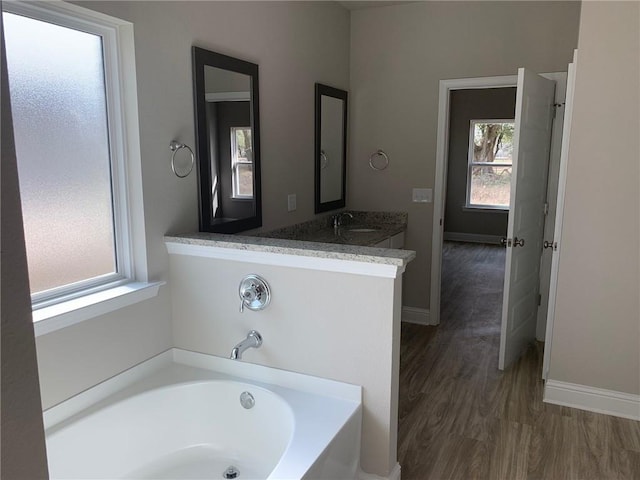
[467,120,514,209]
[231,127,253,199]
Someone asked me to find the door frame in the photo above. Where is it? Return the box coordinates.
[430,73,566,328]
[430,75,518,326]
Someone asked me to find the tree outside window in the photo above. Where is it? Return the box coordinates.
[467,120,514,209]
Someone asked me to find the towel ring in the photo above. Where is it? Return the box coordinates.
[169,140,194,178]
[320,150,329,169]
[369,150,389,171]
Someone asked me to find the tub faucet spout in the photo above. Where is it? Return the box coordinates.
[230,330,263,360]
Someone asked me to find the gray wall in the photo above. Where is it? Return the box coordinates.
[549,1,640,395]
[1,30,49,478]
[36,1,350,408]
[349,1,581,310]
[444,87,515,239]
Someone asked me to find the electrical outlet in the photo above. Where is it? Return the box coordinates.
[287,194,297,212]
[412,188,432,203]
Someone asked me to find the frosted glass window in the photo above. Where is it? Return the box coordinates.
[4,12,117,295]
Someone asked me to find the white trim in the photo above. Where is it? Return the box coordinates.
[544,380,640,421]
[358,462,401,480]
[165,241,408,279]
[401,306,433,325]
[431,75,518,327]
[443,232,503,245]
[205,91,250,102]
[461,205,509,213]
[33,282,164,336]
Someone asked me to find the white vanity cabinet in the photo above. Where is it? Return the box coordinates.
[374,232,405,249]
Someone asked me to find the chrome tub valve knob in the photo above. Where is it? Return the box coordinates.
[239,275,271,312]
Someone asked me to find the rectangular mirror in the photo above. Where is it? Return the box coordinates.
[315,83,348,213]
[192,46,262,233]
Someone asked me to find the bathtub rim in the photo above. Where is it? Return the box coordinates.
[43,347,362,430]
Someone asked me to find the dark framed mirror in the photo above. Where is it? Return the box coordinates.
[315,83,348,213]
[192,46,261,233]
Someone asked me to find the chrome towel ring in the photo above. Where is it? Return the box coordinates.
[369,149,389,171]
[169,140,194,178]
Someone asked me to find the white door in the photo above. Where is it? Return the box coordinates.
[543,51,578,379]
[499,68,556,370]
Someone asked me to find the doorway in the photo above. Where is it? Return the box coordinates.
[443,87,516,245]
[430,73,567,371]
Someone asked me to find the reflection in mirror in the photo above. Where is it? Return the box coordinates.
[193,47,261,233]
[315,83,347,213]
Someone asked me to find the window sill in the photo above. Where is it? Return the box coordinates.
[33,281,164,337]
[462,205,509,213]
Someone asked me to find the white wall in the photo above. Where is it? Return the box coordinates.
[549,1,640,396]
[349,1,581,310]
[35,1,350,409]
[168,252,403,477]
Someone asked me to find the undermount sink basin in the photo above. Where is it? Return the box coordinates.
[347,228,379,233]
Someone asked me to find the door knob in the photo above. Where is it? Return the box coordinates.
[513,237,525,247]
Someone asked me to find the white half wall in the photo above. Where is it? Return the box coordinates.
[168,250,404,478]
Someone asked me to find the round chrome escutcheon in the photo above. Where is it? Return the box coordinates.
[240,391,255,409]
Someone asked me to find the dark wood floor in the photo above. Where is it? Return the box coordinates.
[398,241,640,479]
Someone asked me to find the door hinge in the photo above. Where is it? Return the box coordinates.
[553,102,565,119]
[538,294,542,306]
[440,218,443,226]
[543,202,549,215]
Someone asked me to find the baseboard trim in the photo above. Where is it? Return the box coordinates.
[358,462,401,480]
[544,379,640,420]
[401,306,435,326]
[443,232,503,245]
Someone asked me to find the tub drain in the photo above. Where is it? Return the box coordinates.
[223,466,240,479]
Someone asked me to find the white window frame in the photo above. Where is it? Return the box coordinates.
[465,118,514,211]
[230,126,253,199]
[3,1,161,335]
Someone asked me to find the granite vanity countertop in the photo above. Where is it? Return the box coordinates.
[165,211,414,267]
[263,222,406,247]
[164,232,415,267]
[256,210,408,247]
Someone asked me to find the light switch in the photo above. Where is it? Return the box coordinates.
[287,194,297,212]
[412,188,432,203]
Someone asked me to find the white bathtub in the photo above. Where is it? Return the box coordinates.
[44,349,362,479]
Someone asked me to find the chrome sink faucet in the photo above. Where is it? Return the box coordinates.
[230,330,263,360]
[333,212,354,233]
